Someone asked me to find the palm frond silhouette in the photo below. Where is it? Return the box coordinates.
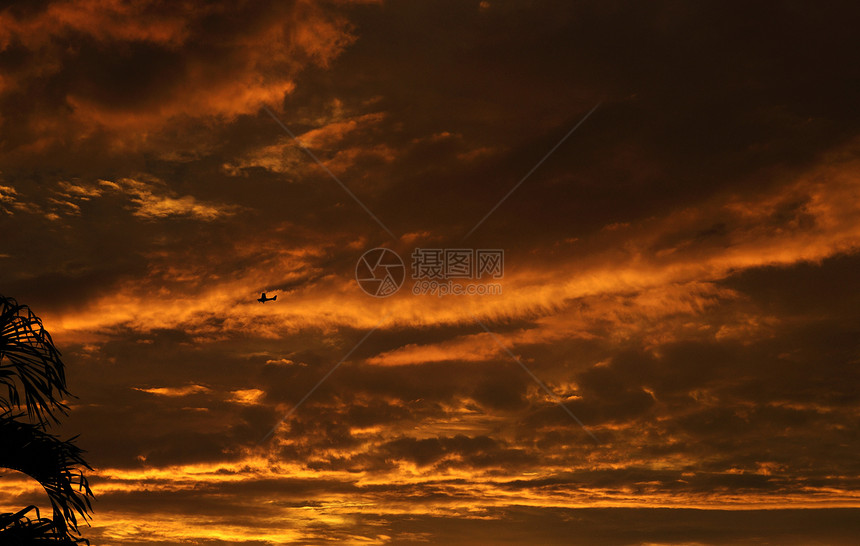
[0,295,93,544]
[0,506,87,545]
[0,297,71,424]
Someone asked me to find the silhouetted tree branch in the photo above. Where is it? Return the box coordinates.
[0,295,94,544]
[0,296,71,425]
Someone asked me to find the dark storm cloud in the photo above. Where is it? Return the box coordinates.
[379,507,860,546]
[5,0,857,317]
[721,253,860,319]
[319,0,860,243]
[0,0,356,157]
[0,0,367,323]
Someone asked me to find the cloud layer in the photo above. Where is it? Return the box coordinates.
[2,0,859,544]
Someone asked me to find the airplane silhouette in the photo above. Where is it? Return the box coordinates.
[257,292,277,303]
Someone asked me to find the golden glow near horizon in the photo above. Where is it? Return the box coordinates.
[1,1,859,544]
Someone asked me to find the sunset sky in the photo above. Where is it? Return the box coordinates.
[1,1,859,544]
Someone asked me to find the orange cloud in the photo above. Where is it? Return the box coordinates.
[224,110,394,178]
[366,334,502,366]
[228,389,266,405]
[0,1,189,50]
[133,385,211,397]
[0,0,359,154]
[38,142,860,356]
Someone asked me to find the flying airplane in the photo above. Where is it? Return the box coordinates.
[257,292,277,303]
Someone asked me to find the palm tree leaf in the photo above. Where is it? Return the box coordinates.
[0,296,93,543]
[0,505,90,544]
[0,413,94,539]
[0,296,72,426]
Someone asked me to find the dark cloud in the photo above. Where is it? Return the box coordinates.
[2,0,859,543]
